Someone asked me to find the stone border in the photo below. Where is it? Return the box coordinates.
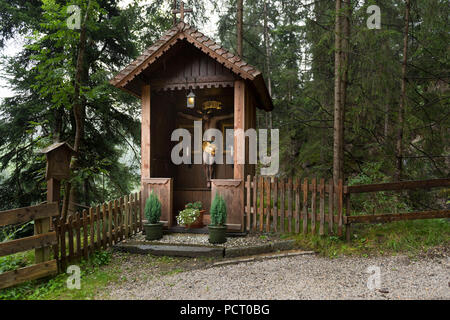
[112,239,299,259]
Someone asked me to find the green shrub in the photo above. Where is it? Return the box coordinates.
[144,191,162,224]
[210,193,227,226]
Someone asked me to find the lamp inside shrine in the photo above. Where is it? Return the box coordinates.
[187,90,195,109]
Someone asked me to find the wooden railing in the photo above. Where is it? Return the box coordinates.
[343,179,450,241]
[0,203,59,289]
[245,176,450,240]
[54,192,142,270]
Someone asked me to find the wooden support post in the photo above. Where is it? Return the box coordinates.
[345,194,351,242]
[36,178,60,263]
[234,80,245,181]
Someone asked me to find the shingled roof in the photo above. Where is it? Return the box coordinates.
[110,22,273,111]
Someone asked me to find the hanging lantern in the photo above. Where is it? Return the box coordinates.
[187,90,196,109]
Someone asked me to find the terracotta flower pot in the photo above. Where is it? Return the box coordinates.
[186,210,205,229]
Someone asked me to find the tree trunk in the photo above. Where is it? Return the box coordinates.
[61,0,91,221]
[237,0,243,58]
[264,0,273,129]
[395,0,411,182]
[333,0,343,186]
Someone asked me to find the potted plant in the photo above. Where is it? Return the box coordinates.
[144,191,163,240]
[176,207,200,229]
[185,201,205,228]
[208,193,227,244]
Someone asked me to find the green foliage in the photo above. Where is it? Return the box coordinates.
[0,250,113,300]
[176,208,200,226]
[290,219,449,258]
[144,191,161,224]
[210,193,227,226]
[185,201,203,210]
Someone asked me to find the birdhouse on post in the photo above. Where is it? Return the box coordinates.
[40,142,76,181]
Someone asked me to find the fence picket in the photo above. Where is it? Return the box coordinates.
[294,178,300,234]
[252,176,257,231]
[287,177,293,233]
[273,177,278,232]
[259,177,264,232]
[302,179,308,234]
[319,179,325,236]
[82,210,88,260]
[266,177,271,233]
[279,179,285,233]
[328,179,334,234]
[311,178,317,235]
[68,215,74,262]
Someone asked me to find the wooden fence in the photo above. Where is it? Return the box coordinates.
[54,192,142,271]
[0,203,59,289]
[343,179,450,241]
[245,176,345,236]
[244,176,450,239]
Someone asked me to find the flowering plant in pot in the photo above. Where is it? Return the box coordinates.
[208,193,227,244]
[176,207,200,228]
[144,191,163,240]
[185,201,205,228]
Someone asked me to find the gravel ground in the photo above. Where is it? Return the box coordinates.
[128,232,285,248]
[101,251,449,300]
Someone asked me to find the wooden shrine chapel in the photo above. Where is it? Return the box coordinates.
[110,14,274,232]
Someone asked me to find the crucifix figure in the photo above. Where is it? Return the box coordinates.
[178,109,233,188]
[172,1,192,24]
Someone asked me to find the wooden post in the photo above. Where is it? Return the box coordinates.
[36,178,60,263]
[273,177,278,232]
[328,179,334,234]
[319,179,325,236]
[294,178,300,234]
[141,84,151,221]
[246,175,251,231]
[311,178,317,235]
[345,194,351,242]
[302,179,308,234]
[234,80,245,181]
[279,179,285,233]
[252,176,258,231]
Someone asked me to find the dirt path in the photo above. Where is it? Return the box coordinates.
[96,250,449,300]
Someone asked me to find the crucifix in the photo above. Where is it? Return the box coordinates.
[172,1,192,24]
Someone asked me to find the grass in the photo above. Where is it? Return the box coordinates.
[286,219,450,258]
[0,251,119,300]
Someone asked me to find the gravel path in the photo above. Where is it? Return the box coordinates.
[102,252,449,300]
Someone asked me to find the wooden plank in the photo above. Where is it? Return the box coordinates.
[246,176,251,231]
[279,179,285,233]
[0,260,58,290]
[345,178,450,194]
[328,179,334,234]
[0,202,59,227]
[273,177,278,232]
[96,206,101,249]
[294,178,300,234]
[311,178,317,235]
[82,210,88,260]
[67,215,74,262]
[138,192,143,231]
[346,210,450,224]
[0,232,57,257]
[123,196,128,239]
[52,219,59,272]
[102,203,107,249]
[265,177,271,232]
[259,177,264,232]
[141,84,151,180]
[319,179,325,236]
[108,201,113,246]
[345,194,351,242]
[302,179,308,234]
[59,218,66,270]
[114,199,119,243]
[89,208,95,254]
[287,177,293,233]
[337,179,344,237]
[75,212,81,260]
[252,176,257,231]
